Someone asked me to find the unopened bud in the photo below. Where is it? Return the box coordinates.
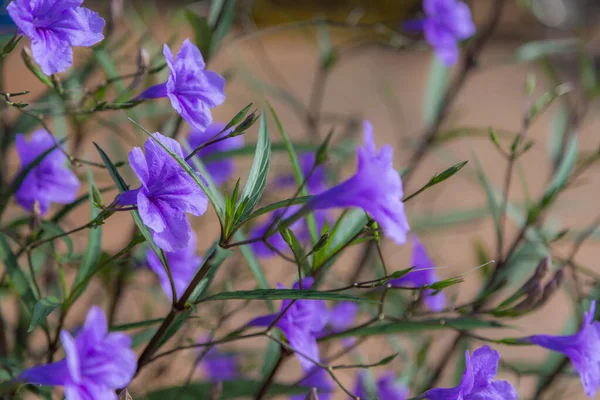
[137,47,150,72]
[537,268,564,307]
[232,112,258,135]
[21,47,53,87]
[519,256,551,294]
[512,282,543,313]
[118,389,132,400]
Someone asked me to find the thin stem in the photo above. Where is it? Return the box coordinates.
[253,345,288,400]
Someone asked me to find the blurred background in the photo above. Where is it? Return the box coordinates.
[3,0,600,399]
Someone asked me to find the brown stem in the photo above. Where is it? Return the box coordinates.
[254,347,290,400]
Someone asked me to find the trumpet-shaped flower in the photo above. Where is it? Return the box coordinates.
[274,152,328,195]
[118,132,207,252]
[422,0,476,66]
[249,278,328,371]
[390,235,445,312]
[138,39,226,131]
[15,130,80,215]
[7,0,105,75]
[307,121,410,245]
[524,301,600,398]
[197,337,238,382]
[18,306,136,400]
[187,122,244,186]
[421,345,517,400]
[355,371,409,400]
[146,231,202,300]
[291,368,334,400]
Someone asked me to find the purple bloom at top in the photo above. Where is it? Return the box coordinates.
[390,235,445,312]
[524,301,600,398]
[197,337,239,382]
[274,153,328,195]
[146,231,202,300]
[118,132,208,252]
[15,130,80,216]
[187,122,244,186]
[7,0,105,75]
[290,367,334,400]
[18,306,136,399]
[421,0,475,66]
[355,371,409,400]
[307,121,410,245]
[139,39,226,132]
[249,277,328,371]
[421,345,517,400]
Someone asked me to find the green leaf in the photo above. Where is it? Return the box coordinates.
[0,233,37,312]
[182,142,225,219]
[236,113,271,222]
[268,104,318,242]
[247,196,311,221]
[71,168,103,301]
[145,379,306,399]
[185,10,212,57]
[540,132,578,207]
[514,38,580,62]
[317,22,337,69]
[39,221,73,260]
[547,104,570,166]
[28,296,61,332]
[111,318,164,331]
[188,243,233,302]
[203,141,318,162]
[424,57,449,125]
[404,161,468,202]
[210,0,237,53]
[323,318,507,340]
[197,289,376,304]
[472,154,502,248]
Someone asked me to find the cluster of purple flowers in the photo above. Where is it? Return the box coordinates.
[10,1,600,400]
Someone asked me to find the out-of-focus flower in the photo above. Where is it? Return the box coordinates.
[524,301,600,398]
[274,152,328,195]
[422,0,476,66]
[355,371,409,400]
[307,121,410,245]
[187,122,244,186]
[390,235,445,312]
[7,0,105,75]
[118,132,207,252]
[249,278,328,371]
[18,306,136,399]
[138,39,226,131]
[197,337,239,382]
[421,345,517,400]
[15,130,79,215]
[290,368,334,400]
[146,231,202,300]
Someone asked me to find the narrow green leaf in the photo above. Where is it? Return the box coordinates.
[38,221,73,260]
[185,10,212,56]
[541,133,578,207]
[323,318,507,340]
[472,154,502,248]
[197,289,376,304]
[247,196,311,221]
[188,243,233,302]
[237,113,271,221]
[404,161,468,202]
[71,168,103,300]
[267,104,318,243]
[203,142,318,162]
[111,318,164,331]
[514,39,580,62]
[28,296,61,332]
[547,104,570,165]
[0,233,37,312]
[424,57,449,126]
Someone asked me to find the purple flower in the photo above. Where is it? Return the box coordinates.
[326,302,359,333]
[18,306,136,399]
[187,122,244,186]
[146,231,202,300]
[307,121,410,245]
[249,277,328,371]
[524,301,600,398]
[139,39,226,131]
[15,130,80,215]
[422,0,476,66]
[118,132,208,252]
[197,337,238,382]
[274,153,328,195]
[290,368,334,400]
[355,371,409,400]
[421,345,517,400]
[7,0,105,75]
[390,235,445,312]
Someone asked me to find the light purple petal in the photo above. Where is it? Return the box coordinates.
[138,82,168,100]
[18,360,71,386]
[151,209,193,252]
[61,330,81,383]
